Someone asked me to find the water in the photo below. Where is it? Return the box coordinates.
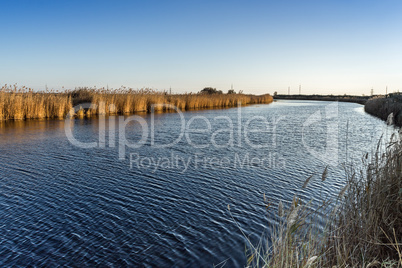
[0,100,393,267]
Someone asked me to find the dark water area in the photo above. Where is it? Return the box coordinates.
[0,100,393,267]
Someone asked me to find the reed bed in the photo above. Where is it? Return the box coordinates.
[365,94,402,126]
[0,84,72,120]
[324,135,402,267]
[0,85,273,120]
[240,134,402,267]
[69,87,273,116]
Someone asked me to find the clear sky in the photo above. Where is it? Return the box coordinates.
[1,0,401,95]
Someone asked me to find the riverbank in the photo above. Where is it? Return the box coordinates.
[0,86,273,121]
[365,93,402,126]
[274,94,370,104]
[274,93,402,126]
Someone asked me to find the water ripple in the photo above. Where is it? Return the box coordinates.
[0,101,394,267]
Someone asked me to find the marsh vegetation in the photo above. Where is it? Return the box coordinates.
[365,94,402,126]
[244,134,402,267]
[0,85,273,120]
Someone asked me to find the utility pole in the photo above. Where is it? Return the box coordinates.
[371,87,374,96]
[299,84,301,95]
[386,86,388,96]
[169,86,172,95]
[288,86,290,95]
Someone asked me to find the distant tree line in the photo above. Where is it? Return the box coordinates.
[200,87,238,95]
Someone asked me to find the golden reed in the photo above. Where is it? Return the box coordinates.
[0,85,273,120]
[0,84,72,120]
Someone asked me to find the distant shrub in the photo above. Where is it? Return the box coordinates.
[200,87,223,95]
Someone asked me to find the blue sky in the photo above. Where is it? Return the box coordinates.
[1,0,401,95]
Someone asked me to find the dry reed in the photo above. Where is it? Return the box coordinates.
[241,134,402,267]
[0,84,72,120]
[0,85,273,121]
[324,134,402,266]
[365,94,402,126]
[68,87,273,115]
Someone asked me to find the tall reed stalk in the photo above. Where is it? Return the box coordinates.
[239,134,402,267]
[0,84,72,120]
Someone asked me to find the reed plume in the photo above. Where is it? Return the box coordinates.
[245,136,402,267]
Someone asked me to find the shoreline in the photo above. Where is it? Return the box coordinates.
[0,87,273,121]
[364,94,402,126]
[274,94,402,127]
[273,94,371,105]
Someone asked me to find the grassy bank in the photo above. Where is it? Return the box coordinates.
[242,135,402,267]
[365,94,402,126]
[274,94,370,104]
[0,85,273,120]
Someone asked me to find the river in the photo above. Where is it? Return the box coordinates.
[0,100,393,267]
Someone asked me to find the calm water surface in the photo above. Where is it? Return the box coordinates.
[0,100,392,267]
